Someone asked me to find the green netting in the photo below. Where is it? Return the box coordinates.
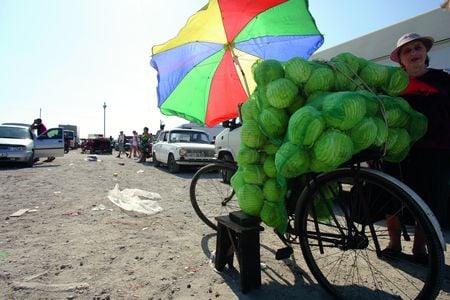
[304,65,335,96]
[359,61,389,90]
[242,164,267,185]
[237,184,264,217]
[287,93,307,115]
[241,96,260,122]
[383,66,410,96]
[266,78,299,109]
[263,178,284,203]
[240,119,267,149]
[275,142,311,178]
[258,107,289,139]
[252,59,285,87]
[263,155,277,178]
[236,145,261,165]
[288,105,325,147]
[350,117,378,153]
[234,53,427,233]
[313,129,354,168]
[285,57,312,85]
[407,110,428,142]
[322,91,367,130]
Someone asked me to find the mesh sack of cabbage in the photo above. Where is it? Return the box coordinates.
[311,181,340,223]
[283,91,428,175]
[232,55,426,232]
[231,140,289,233]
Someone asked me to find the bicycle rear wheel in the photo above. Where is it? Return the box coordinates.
[295,167,444,300]
[190,162,239,230]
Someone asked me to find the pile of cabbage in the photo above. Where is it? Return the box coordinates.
[231,53,428,232]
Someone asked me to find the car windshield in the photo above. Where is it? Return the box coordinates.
[0,126,31,139]
[65,131,74,139]
[169,131,210,144]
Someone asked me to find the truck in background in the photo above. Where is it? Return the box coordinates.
[63,129,75,150]
[59,124,79,148]
[81,134,112,154]
[214,119,241,163]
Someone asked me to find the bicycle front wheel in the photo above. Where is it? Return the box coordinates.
[295,167,444,300]
[190,162,239,230]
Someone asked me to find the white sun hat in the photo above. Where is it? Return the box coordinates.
[390,32,434,62]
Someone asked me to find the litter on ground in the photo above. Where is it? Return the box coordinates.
[107,184,163,217]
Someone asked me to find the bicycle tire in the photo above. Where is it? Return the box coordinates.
[294,167,444,300]
[190,162,239,230]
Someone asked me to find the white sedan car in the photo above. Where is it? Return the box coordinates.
[152,129,216,173]
[0,125,64,167]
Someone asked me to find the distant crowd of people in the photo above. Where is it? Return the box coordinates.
[116,127,153,163]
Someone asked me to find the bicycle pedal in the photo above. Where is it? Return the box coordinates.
[275,247,293,260]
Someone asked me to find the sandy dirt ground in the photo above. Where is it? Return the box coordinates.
[0,150,449,299]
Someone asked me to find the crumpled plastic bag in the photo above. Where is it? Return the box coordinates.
[107,184,163,217]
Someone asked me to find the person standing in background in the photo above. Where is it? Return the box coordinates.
[31,118,47,135]
[138,127,150,163]
[131,130,140,159]
[116,131,127,158]
[30,118,55,162]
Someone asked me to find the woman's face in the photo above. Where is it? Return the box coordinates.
[398,40,427,71]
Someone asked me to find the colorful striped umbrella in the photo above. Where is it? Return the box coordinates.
[151,0,323,127]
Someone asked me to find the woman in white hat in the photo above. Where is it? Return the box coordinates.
[383,33,450,263]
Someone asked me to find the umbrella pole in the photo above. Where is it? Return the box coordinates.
[229,46,251,97]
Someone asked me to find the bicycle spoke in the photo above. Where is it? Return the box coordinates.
[190,163,238,230]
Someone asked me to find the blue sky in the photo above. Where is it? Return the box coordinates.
[0,0,444,138]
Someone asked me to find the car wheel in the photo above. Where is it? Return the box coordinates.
[153,153,161,167]
[25,151,34,168]
[222,153,234,163]
[167,154,180,173]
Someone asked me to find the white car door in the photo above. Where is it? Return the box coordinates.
[34,128,65,158]
[164,132,174,164]
[157,132,170,164]
[153,131,166,163]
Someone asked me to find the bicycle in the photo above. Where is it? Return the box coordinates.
[189,152,445,299]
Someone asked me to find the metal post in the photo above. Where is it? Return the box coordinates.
[103,102,107,137]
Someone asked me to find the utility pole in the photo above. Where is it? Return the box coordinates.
[103,102,107,137]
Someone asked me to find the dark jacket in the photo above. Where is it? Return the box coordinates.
[401,69,450,150]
